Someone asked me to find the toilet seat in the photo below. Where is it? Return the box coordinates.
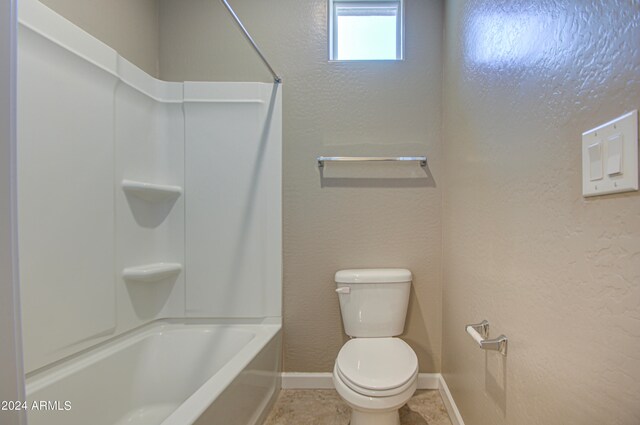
[335,337,418,397]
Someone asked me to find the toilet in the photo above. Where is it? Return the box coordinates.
[332,269,418,425]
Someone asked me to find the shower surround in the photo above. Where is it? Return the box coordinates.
[17,1,282,424]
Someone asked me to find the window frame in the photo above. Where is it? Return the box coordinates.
[328,0,405,62]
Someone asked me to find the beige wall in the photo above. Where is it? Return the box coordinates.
[38,0,160,77]
[442,1,640,424]
[159,0,444,372]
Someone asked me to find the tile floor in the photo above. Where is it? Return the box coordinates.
[263,389,453,425]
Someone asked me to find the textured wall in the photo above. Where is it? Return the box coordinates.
[159,0,444,372]
[37,0,160,76]
[442,1,640,424]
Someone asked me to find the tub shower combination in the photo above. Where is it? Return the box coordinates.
[17,1,283,424]
[27,321,281,425]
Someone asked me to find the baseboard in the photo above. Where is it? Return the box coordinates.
[281,372,334,389]
[416,373,440,389]
[437,375,465,425]
[280,372,464,425]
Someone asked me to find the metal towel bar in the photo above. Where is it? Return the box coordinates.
[317,156,427,168]
[465,320,508,356]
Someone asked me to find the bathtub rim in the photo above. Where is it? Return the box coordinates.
[160,318,281,425]
[26,317,282,425]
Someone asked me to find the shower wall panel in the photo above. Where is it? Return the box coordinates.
[17,23,118,373]
[17,0,186,373]
[114,60,186,331]
[184,83,282,318]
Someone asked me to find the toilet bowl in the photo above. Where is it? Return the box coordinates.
[333,269,418,425]
[332,337,418,425]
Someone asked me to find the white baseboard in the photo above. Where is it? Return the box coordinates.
[416,373,440,389]
[281,372,334,389]
[280,372,464,425]
[437,374,465,425]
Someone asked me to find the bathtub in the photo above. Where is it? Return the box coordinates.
[25,319,282,425]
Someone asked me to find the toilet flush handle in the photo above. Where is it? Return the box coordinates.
[335,287,351,294]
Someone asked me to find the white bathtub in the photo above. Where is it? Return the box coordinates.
[26,319,282,425]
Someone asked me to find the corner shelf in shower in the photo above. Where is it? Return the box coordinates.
[121,180,182,202]
[122,263,182,283]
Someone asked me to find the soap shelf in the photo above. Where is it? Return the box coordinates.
[122,263,182,283]
[122,180,182,202]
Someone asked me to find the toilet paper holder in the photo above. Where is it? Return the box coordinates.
[465,320,508,356]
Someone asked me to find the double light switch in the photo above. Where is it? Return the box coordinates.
[582,110,638,197]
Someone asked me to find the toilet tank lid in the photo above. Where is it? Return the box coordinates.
[335,269,412,283]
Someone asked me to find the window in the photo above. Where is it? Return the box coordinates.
[329,0,403,61]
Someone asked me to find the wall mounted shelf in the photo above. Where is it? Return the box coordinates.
[122,263,182,283]
[121,180,182,202]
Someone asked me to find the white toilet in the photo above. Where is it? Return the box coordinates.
[332,268,418,425]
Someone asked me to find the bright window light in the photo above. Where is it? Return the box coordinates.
[330,0,403,61]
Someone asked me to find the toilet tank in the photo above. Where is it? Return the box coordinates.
[335,269,412,338]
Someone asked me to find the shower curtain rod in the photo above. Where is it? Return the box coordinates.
[220,0,282,84]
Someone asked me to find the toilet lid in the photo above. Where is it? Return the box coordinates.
[336,338,418,392]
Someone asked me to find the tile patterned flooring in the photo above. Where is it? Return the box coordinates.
[263,389,453,425]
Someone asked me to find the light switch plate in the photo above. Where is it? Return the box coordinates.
[582,110,638,197]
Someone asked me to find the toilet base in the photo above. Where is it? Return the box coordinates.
[333,362,417,425]
[350,408,400,425]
